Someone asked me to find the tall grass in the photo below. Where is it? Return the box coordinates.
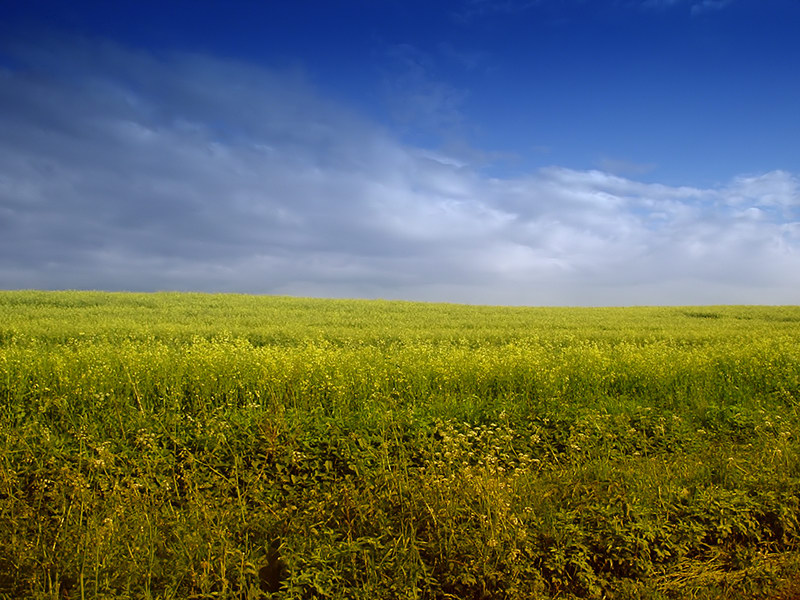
[1,291,800,598]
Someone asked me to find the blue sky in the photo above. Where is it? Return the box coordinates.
[1,0,799,304]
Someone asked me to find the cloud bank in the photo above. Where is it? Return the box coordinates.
[1,38,798,305]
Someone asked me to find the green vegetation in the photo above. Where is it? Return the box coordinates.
[2,290,800,599]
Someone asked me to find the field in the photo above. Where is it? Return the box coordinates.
[1,291,800,599]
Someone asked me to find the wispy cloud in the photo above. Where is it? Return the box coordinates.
[466,0,734,15]
[0,38,797,305]
[382,43,468,139]
[456,0,543,20]
[595,157,657,176]
[690,0,733,14]
[640,0,734,13]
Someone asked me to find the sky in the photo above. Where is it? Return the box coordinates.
[1,0,799,305]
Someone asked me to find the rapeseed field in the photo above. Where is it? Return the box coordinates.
[1,291,799,599]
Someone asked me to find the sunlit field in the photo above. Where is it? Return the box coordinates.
[2,291,800,599]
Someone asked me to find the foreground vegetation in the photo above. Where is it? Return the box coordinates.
[1,291,800,599]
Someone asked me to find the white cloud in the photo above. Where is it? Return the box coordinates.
[724,171,800,208]
[0,38,798,305]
